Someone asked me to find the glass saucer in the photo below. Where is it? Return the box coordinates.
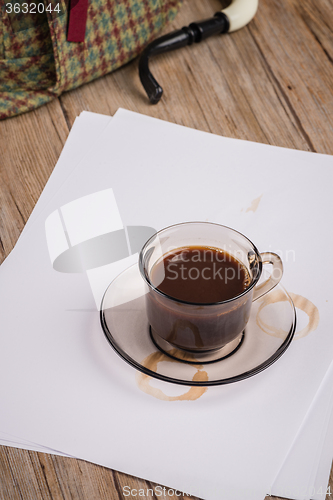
[100,264,296,386]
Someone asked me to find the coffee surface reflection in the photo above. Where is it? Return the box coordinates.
[151,246,250,304]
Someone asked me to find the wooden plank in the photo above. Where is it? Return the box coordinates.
[58,0,333,154]
[0,100,69,264]
[0,0,333,498]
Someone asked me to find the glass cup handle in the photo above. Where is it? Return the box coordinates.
[252,252,283,301]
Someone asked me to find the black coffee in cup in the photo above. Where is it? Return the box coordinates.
[151,246,250,304]
[139,222,282,354]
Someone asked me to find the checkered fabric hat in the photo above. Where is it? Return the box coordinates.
[0,0,181,119]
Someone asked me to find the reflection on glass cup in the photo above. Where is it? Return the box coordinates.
[139,222,283,354]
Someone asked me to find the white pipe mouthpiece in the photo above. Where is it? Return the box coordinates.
[221,0,259,32]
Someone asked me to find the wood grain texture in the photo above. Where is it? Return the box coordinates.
[0,0,332,499]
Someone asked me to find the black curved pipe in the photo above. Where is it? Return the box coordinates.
[139,12,230,104]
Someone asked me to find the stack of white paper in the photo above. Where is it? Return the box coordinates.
[1,109,333,500]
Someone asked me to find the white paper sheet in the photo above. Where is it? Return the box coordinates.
[1,113,326,498]
[0,112,112,456]
[11,112,112,250]
[270,360,333,500]
[312,405,333,500]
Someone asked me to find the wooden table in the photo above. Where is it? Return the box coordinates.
[1,0,332,498]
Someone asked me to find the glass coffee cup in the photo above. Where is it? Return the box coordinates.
[139,222,283,357]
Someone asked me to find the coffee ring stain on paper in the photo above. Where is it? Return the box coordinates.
[256,289,319,339]
[136,350,208,401]
[245,194,263,213]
